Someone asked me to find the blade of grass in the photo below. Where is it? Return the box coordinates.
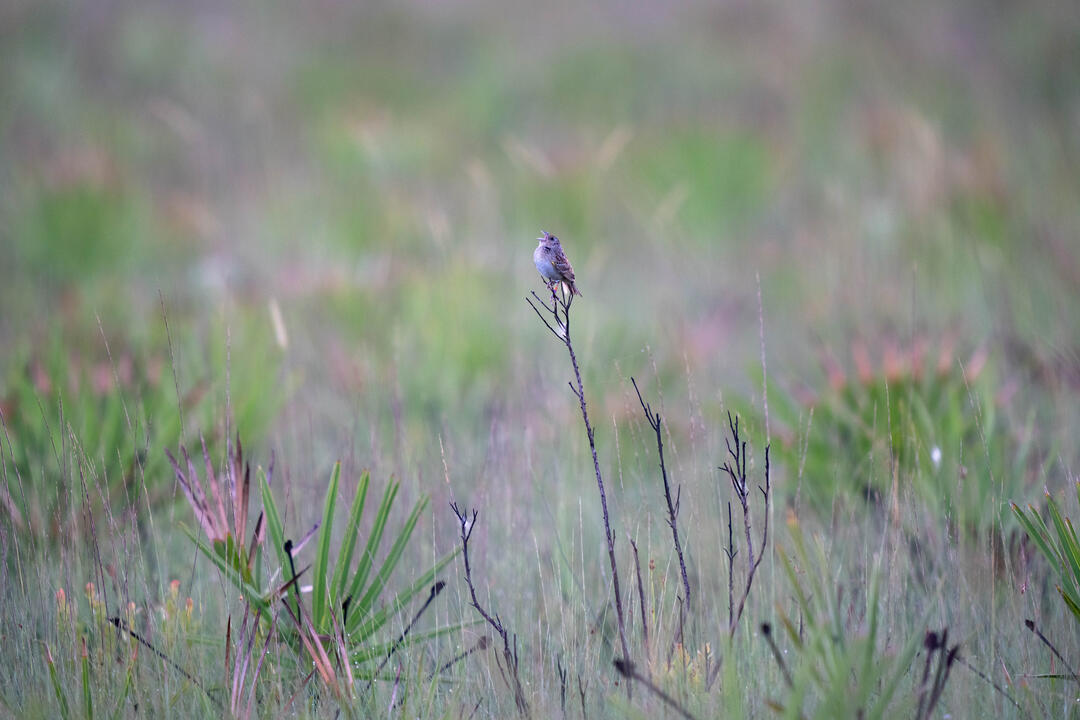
[180,524,270,613]
[333,471,370,609]
[45,644,71,720]
[343,479,400,608]
[81,637,93,720]
[352,496,428,623]
[348,543,456,639]
[312,462,341,630]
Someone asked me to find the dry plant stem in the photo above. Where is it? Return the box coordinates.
[1024,619,1080,687]
[577,674,588,720]
[527,288,631,670]
[630,538,649,657]
[613,659,699,720]
[631,377,691,618]
[916,630,960,720]
[760,623,792,688]
[370,581,446,685]
[956,656,1028,718]
[720,412,770,637]
[109,615,221,709]
[557,655,568,719]
[451,502,531,718]
[724,501,735,630]
[434,636,489,677]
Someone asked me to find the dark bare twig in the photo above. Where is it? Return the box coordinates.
[451,502,531,717]
[366,581,447,690]
[434,636,490,679]
[613,659,699,720]
[630,538,649,658]
[577,673,587,720]
[760,623,792,688]
[724,501,736,630]
[109,615,222,709]
[955,656,1028,718]
[526,289,631,672]
[719,412,770,636]
[631,377,691,620]
[916,630,961,720]
[1024,619,1080,687]
[557,655,568,719]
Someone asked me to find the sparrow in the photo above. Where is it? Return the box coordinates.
[533,231,582,296]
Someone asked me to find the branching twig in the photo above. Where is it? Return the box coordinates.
[451,502,531,717]
[720,412,770,636]
[632,377,691,620]
[526,289,631,670]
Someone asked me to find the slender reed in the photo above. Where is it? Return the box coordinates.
[450,502,530,717]
[631,377,691,620]
[527,288,631,668]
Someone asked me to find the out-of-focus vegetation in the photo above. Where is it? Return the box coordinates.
[1,0,1079,716]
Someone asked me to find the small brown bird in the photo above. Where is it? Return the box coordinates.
[533,231,582,296]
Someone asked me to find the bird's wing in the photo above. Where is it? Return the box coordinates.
[552,251,576,282]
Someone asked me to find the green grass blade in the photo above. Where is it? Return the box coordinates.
[45,644,71,720]
[1012,503,1060,568]
[1048,499,1080,598]
[109,662,133,720]
[344,478,400,609]
[259,469,289,569]
[81,638,92,720]
[1058,585,1080,622]
[350,621,476,665]
[180,524,270,613]
[353,495,429,620]
[312,462,341,631]
[333,470,370,608]
[259,469,300,614]
[349,544,456,640]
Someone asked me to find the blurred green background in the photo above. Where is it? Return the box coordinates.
[1,0,1079,713]
[3,0,1077,495]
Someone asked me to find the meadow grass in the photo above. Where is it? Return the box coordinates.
[2,0,1079,717]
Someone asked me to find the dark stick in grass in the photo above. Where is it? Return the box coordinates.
[760,623,792,688]
[632,377,691,623]
[955,655,1029,718]
[724,501,736,630]
[527,287,632,674]
[433,636,489,679]
[720,412,770,636]
[630,538,649,658]
[1024,619,1080,687]
[451,502,531,718]
[613,659,699,720]
[109,615,222,709]
[367,581,447,691]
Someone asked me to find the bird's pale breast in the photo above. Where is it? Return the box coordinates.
[534,246,559,282]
